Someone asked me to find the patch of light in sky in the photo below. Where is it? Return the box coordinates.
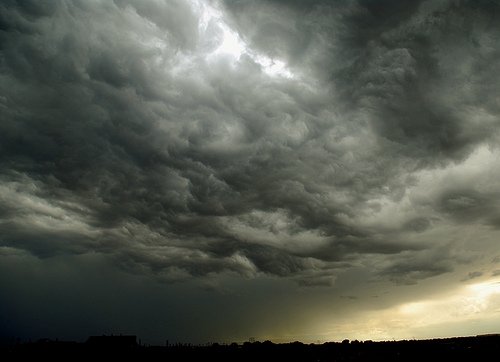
[194,0,294,78]
[215,23,247,59]
[468,279,500,300]
[397,278,500,325]
[313,277,500,342]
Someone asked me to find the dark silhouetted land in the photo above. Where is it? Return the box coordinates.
[2,334,500,361]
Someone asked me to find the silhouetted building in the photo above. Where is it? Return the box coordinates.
[86,335,137,349]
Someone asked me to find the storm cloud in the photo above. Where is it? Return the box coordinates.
[2,0,500,343]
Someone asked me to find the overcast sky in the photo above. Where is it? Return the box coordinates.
[2,0,500,345]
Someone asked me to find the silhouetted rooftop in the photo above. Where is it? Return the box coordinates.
[86,335,137,348]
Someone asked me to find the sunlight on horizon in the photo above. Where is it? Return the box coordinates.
[313,277,500,342]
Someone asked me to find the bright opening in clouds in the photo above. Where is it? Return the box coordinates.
[197,0,294,78]
[1,0,500,345]
[198,1,246,58]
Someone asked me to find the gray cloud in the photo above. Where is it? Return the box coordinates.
[462,270,483,281]
[2,0,500,342]
[2,0,500,283]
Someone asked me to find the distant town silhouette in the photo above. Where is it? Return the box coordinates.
[2,334,500,361]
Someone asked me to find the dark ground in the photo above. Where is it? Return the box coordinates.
[2,334,500,361]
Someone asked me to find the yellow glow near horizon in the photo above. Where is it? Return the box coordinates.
[398,278,500,321]
[468,279,500,295]
[315,277,500,342]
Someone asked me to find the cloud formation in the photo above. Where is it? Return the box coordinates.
[2,0,500,286]
[2,0,500,342]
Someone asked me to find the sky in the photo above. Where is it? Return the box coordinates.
[1,0,500,345]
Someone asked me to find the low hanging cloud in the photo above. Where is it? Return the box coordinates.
[2,0,500,287]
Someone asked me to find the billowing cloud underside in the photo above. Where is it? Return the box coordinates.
[1,0,500,286]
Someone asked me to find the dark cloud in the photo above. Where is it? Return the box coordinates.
[404,217,431,233]
[438,189,498,223]
[2,0,500,342]
[225,0,500,160]
[377,248,455,285]
[2,0,500,282]
[461,270,483,281]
